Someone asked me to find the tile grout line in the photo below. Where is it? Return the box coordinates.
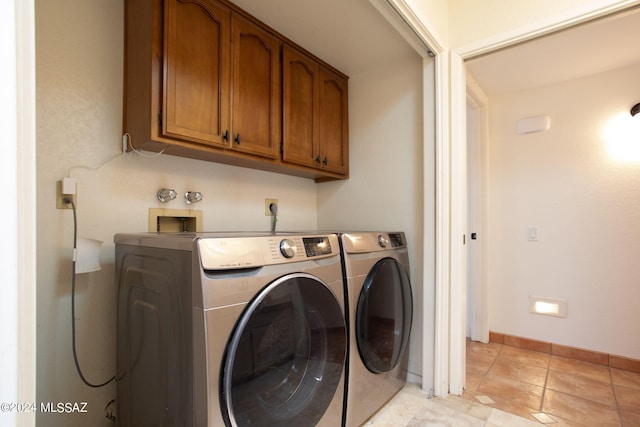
[467,341,503,404]
[481,342,503,401]
[609,366,625,426]
[538,356,551,414]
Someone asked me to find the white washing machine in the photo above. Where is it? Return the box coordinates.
[339,232,413,427]
[115,232,347,426]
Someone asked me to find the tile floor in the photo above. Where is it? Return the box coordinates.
[366,382,541,426]
[366,340,640,426]
[462,339,640,426]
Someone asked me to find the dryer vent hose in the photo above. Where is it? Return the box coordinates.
[269,202,278,233]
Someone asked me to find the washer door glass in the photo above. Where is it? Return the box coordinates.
[221,273,346,427]
[356,257,413,374]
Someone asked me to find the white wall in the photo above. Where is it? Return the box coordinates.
[317,53,430,387]
[36,1,317,426]
[487,62,640,359]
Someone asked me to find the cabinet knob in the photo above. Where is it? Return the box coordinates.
[222,130,229,141]
[322,156,328,165]
[234,133,241,144]
[315,156,321,163]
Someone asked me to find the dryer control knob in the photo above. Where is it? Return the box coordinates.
[279,239,297,258]
[377,235,389,248]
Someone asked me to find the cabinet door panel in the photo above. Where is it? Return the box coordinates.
[231,15,281,158]
[282,46,319,168]
[319,68,349,175]
[163,0,230,146]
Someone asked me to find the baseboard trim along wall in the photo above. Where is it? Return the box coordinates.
[488,331,640,374]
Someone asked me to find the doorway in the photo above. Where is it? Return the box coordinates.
[454,1,640,399]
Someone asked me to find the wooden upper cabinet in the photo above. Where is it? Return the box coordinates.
[318,67,349,175]
[282,45,320,168]
[163,0,231,147]
[124,0,348,181]
[283,45,349,176]
[230,14,281,159]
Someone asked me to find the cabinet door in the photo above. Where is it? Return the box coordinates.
[282,45,319,168]
[318,67,349,175]
[163,0,231,147]
[230,15,281,159]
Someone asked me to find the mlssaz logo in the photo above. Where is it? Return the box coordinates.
[40,402,88,413]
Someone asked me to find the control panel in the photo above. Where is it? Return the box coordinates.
[198,234,337,270]
[341,232,406,254]
[302,237,333,257]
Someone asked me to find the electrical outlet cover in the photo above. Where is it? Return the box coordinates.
[265,198,278,216]
[56,181,77,209]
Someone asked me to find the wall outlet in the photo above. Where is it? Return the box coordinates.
[265,198,278,216]
[56,181,77,209]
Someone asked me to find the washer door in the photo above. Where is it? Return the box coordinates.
[356,257,413,374]
[221,273,346,427]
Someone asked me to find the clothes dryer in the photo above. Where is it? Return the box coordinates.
[115,232,346,426]
[339,232,413,427]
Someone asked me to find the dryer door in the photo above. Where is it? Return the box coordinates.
[221,273,346,427]
[356,257,413,374]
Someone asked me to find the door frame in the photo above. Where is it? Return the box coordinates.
[5,0,37,425]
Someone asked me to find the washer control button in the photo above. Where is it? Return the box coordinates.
[279,239,297,258]
[377,235,389,248]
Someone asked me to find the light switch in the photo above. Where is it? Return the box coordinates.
[527,226,538,241]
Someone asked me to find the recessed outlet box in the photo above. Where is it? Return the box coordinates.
[56,181,77,209]
[149,208,203,232]
[265,198,278,216]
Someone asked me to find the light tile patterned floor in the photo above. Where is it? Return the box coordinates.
[365,382,540,426]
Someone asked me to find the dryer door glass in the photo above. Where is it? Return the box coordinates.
[221,273,346,427]
[356,257,413,374]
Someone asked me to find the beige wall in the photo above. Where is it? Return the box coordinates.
[406,0,450,47]
[449,0,628,48]
[486,63,640,359]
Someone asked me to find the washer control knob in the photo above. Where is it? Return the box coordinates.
[377,234,389,248]
[279,239,297,258]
